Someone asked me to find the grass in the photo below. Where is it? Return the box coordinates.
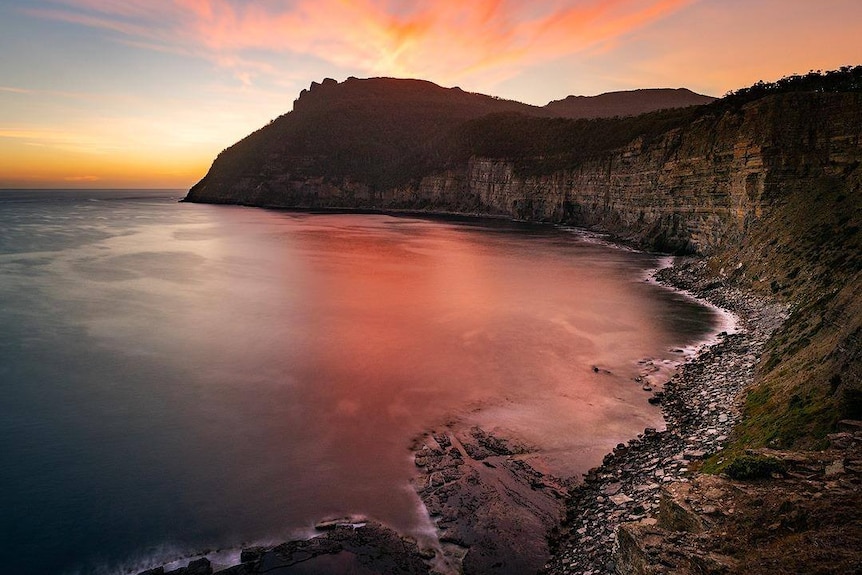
[703,171,862,471]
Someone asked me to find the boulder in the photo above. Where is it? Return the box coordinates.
[240,546,266,564]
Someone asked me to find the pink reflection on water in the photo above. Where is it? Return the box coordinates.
[142,209,716,538]
[270,216,689,479]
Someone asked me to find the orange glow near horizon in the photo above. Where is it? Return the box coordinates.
[2,0,862,188]
[0,112,217,189]
[0,144,211,189]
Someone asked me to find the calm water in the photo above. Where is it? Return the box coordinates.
[0,190,720,574]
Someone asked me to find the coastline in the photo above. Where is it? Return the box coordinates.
[131,235,780,575]
[159,75,862,573]
[543,258,787,574]
[404,254,779,575]
[403,247,749,575]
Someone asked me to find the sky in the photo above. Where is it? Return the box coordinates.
[1,0,860,189]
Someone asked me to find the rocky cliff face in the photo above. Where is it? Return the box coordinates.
[188,92,862,255]
[452,92,861,253]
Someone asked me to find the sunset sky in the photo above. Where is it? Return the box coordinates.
[1,0,860,189]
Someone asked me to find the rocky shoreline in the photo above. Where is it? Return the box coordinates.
[135,256,788,575]
[542,258,788,574]
[409,425,569,574]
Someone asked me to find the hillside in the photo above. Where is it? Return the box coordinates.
[187,77,538,198]
[186,77,713,203]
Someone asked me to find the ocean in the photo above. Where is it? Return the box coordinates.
[0,189,722,574]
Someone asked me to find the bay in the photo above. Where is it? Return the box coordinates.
[0,190,721,574]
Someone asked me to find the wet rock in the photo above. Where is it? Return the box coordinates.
[315,515,369,530]
[433,432,452,449]
[240,546,266,564]
[412,428,564,574]
[164,558,212,575]
[206,522,431,575]
[183,558,212,575]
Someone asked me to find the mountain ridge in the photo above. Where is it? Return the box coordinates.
[291,76,716,118]
[187,77,714,202]
[543,86,715,118]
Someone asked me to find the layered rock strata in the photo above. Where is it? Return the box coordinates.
[186,93,862,256]
[178,84,862,574]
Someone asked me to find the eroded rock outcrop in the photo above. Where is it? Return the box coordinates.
[614,433,862,575]
[412,426,567,575]
[138,522,432,575]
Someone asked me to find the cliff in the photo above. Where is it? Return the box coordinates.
[186,77,542,201]
[185,77,714,227]
[187,81,861,256]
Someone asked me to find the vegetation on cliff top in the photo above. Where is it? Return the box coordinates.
[442,106,700,176]
[450,66,862,177]
[716,65,862,110]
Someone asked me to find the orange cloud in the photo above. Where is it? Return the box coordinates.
[29,0,693,87]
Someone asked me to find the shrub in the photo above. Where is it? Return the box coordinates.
[726,455,786,480]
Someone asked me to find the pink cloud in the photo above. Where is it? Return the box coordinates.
[28,1,693,87]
